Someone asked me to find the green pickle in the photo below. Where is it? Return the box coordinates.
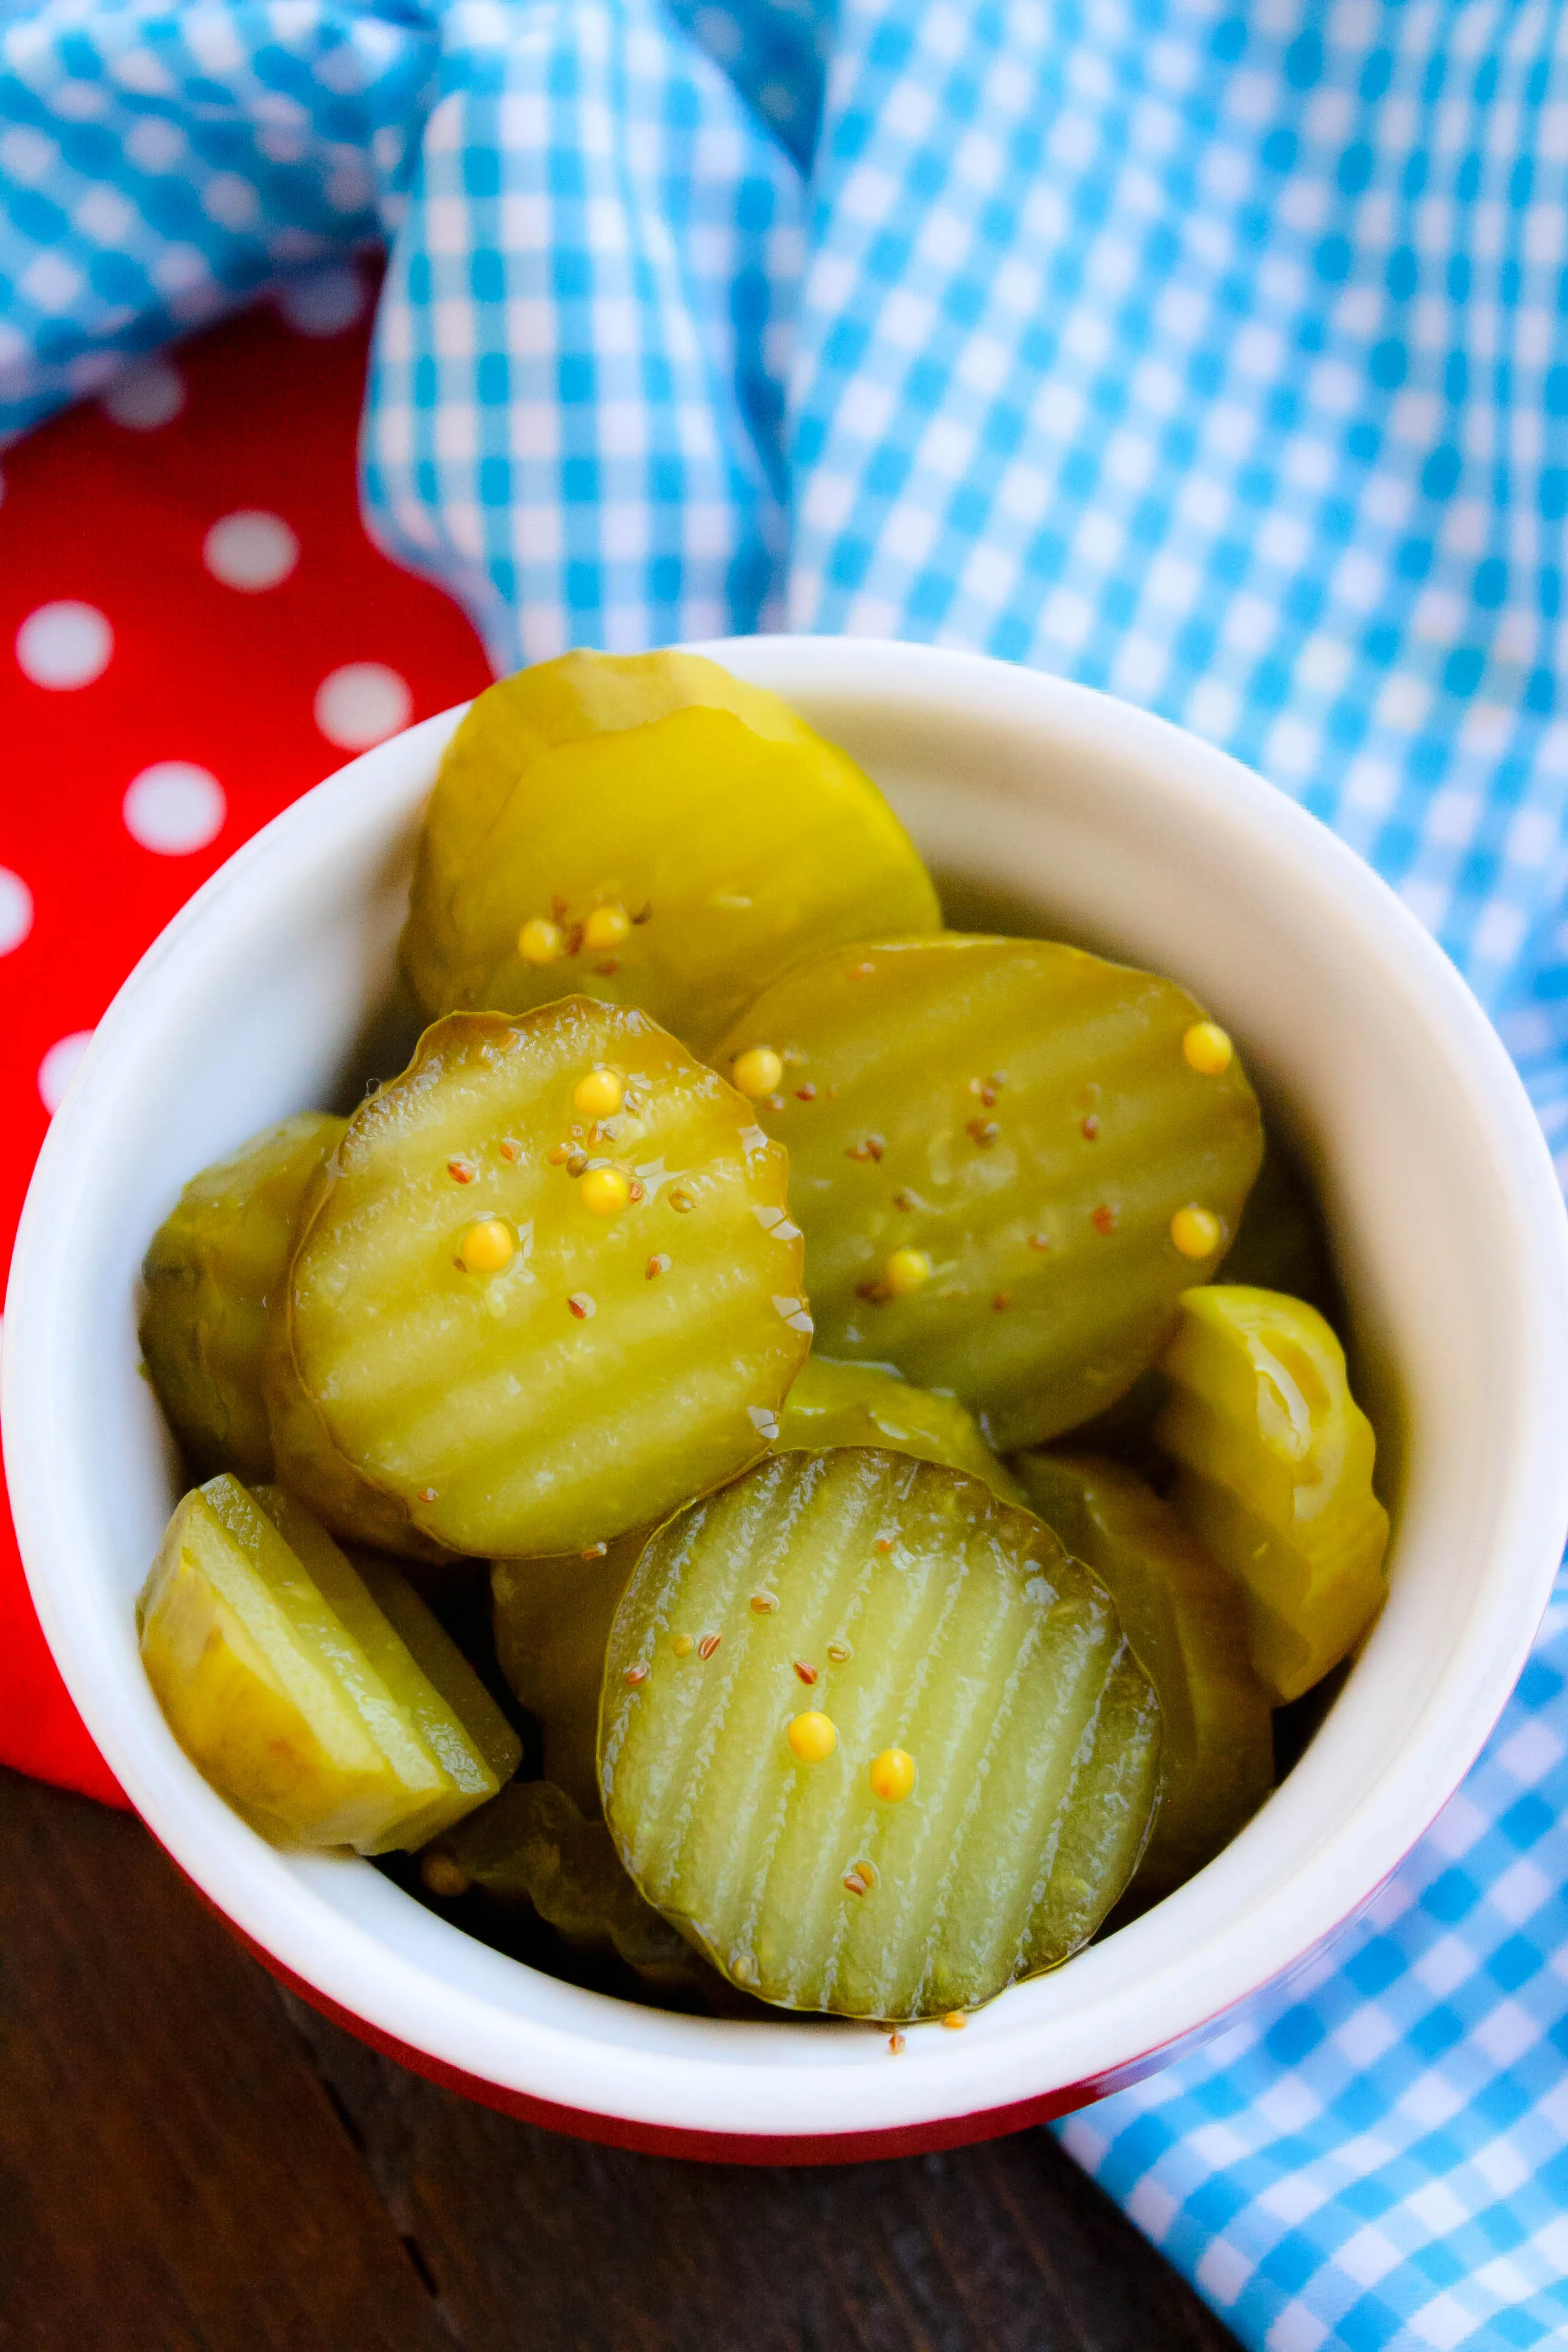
[714,937,1263,1451]
[140,1113,345,1478]
[491,1360,1024,1816]
[283,1001,809,1558]
[400,650,940,1052]
[492,1538,642,1814]
[600,1448,1162,2021]
[138,1476,515,1852]
[773,1355,1026,1503]
[427,1780,701,1990]
[1013,1452,1273,1894]
[1155,1286,1390,1702]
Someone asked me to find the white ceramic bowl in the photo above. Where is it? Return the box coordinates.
[7,638,1568,2161]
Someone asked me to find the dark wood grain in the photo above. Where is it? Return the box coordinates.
[0,1768,1238,2352]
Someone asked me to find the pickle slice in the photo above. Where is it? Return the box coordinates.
[1014,1452,1272,1895]
[427,1779,702,1990]
[138,1477,508,1853]
[492,1538,642,1814]
[140,1114,346,1479]
[284,1002,809,1558]
[399,650,940,1052]
[253,1486,521,1791]
[713,937,1263,1451]
[601,1448,1161,2020]
[1155,1286,1390,1702]
[774,1355,1026,1504]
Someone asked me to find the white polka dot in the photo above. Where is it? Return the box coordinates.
[15,601,113,690]
[0,867,33,955]
[277,264,366,338]
[203,510,299,593]
[39,1030,93,1114]
[314,663,413,751]
[100,356,185,430]
[123,762,227,855]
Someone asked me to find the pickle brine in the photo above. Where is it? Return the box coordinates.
[714,938,1263,1450]
[284,1002,809,1558]
[601,1448,1161,2020]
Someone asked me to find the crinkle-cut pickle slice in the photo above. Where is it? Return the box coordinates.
[427,1779,703,1990]
[284,1001,809,1559]
[492,1536,644,1815]
[140,1113,346,1480]
[774,1354,1026,1504]
[713,937,1263,1453]
[399,649,939,1052]
[492,1363,1022,1815]
[1155,1285,1390,1704]
[601,1448,1161,2022]
[137,1477,508,1854]
[1014,1451,1273,1896]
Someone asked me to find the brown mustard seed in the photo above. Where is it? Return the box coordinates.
[547,1142,572,1165]
[697,1632,722,1661]
[1091,1204,1118,1235]
[645,1252,671,1279]
[447,1158,474,1183]
[942,2012,967,2031]
[874,1536,895,1553]
[581,1540,607,1560]
[566,1152,589,1177]
[967,1117,1000,1147]
[1028,1232,1051,1250]
[795,1083,817,1101]
[993,1291,1011,1312]
[624,1663,649,1687]
[595,958,619,976]
[632,902,653,924]
[567,1292,595,1319]
[793,1659,818,1685]
[669,1187,694,1212]
[1081,1114,1100,1140]
[842,1872,868,1897]
[889,2031,907,2056]
[750,1592,780,1614]
[417,1486,439,1503]
[892,1189,914,1212]
[498,1138,521,1162]
[627,1178,646,1204]
[826,1639,852,1662]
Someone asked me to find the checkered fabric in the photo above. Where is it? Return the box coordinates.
[4,2,1568,2344]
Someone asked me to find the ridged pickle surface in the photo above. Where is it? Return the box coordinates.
[140,1113,345,1479]
[284,1002,810,1558]
[138,1477,505,1853]
[430,1779,702,1989]
[601,1448,1162,2021]
[1156,1286,1390,1702]
[714,938,1263,1451]
[400,650,939,1051]
[1014,1451,1273,1895]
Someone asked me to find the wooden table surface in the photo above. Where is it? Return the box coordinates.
[0,1765,1241,2352]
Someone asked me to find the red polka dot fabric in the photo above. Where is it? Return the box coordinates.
[0,263,492,1805]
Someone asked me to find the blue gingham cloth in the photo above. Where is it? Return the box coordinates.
[4,3,1567,2342]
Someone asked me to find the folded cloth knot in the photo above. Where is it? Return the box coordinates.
[4,5,1568,2345]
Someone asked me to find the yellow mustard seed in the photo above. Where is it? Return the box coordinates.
[869,1746,916,1803]
[580,1166,631,1216]
[573,1067,624,1119]
[420,1852,470,1900]
[1170,1203,1223,1259]
[671,1633,694,1658]
[459,1218,515,1275]
[732,1045,784,1099]
[1183,1019,1234,1076]
[518,916,563,965]
[883,1247,931,1298]
[583,901,631,952]
[787,1711,838,1763]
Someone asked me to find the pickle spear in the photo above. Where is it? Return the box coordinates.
[1155,1287,1390,1702]
[714,937,1263,1451]
[1014,1451,1273,1895]
[284,1001,809,1558]
[140,1113,345,1480]
[138,1477,511,1852]
[601,1448,1161,2020]
[400,649,939,1053]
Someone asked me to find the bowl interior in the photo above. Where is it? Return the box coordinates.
[7,637,1567,2143]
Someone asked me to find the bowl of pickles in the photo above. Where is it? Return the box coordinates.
[7,637,1567,2161]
